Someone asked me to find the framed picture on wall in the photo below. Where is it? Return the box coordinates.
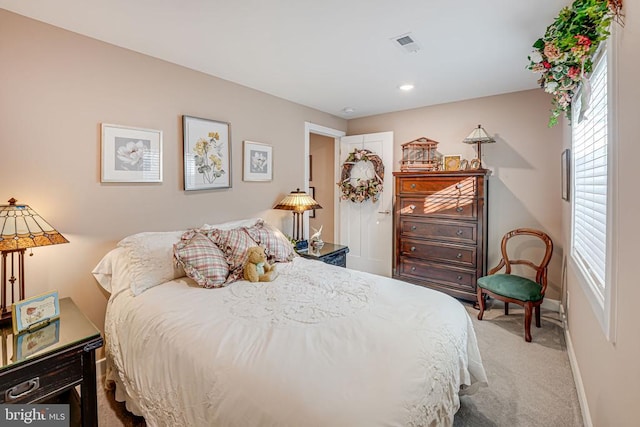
[183,115,231,190]
[561,149,570,201]
[309,186,316,218]
[243,141,273,181]
[101,123,163,183]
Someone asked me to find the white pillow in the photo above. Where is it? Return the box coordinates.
[117,230,186,295]
[202,218,260,230]
[92,247,134,296]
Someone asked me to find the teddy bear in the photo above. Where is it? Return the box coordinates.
[243,246,275,282]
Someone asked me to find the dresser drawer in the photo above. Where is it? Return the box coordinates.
[397,258,476,292]
[399,218,477,244]
[400,239,476,268]
[398,197,477,219]
[397,176,477,196]
[0,347,83,403]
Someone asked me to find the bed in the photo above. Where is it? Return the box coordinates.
[93,219,487,427]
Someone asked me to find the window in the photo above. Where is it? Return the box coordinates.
[570,39,617,340]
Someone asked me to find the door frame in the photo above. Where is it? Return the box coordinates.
[304,122,345,242]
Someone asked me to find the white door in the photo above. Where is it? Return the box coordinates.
[338,132,393,276]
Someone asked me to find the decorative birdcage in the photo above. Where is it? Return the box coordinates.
[400,137,440,171]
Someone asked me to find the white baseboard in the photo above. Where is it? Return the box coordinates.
[96,357,106,382]
[564,317,593,427]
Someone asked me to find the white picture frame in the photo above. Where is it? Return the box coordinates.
[12,290,60,334]
[243,140,273,182]
[101,124,163,183]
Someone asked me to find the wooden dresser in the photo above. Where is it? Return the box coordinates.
[393,170,489,302]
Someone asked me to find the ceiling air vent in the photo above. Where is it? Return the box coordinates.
[391,32,421,53]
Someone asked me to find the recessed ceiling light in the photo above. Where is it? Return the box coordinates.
[399,84,415,91]
[342,107,356,114]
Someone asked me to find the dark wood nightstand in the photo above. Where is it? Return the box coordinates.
[297,243,350,267]
[0,297,103,426]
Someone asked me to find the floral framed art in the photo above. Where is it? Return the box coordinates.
[183,115,231,191]
[101,123,163,182]
[243,140,273,182]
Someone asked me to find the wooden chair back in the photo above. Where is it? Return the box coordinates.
[488,228,554,295]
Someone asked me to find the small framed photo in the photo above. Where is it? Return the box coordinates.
[101,124,163,182]
[12,290,60,335]
[443,155,462,171]
[561,148,571,201]
[243,141,273,181]
[459,159,469,171]
[469,159,481,170]
[309,186,316,218]
[183,115,231,191]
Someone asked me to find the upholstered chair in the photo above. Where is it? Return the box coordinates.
[476,228,554,342]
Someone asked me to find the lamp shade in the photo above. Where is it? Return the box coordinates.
[0,198,69,252]
[463,124,495,145]
[273,189,322,213]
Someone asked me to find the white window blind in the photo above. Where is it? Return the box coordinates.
[571,47,608,301]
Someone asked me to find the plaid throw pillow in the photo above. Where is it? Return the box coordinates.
[205,227,259,283]
[245,220,296,262]
[174,230,229,288]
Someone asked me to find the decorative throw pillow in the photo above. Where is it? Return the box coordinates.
[205,227,259,283]
[245,220,296,262]
[117,230,186,296]
[174,230,229,288]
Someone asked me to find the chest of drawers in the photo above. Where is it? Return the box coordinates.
[393,170,489,302]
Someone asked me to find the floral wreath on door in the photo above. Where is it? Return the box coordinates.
[337,148,384,203]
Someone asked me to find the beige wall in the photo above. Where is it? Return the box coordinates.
[0,10,346,333]
[309,134,335,240]
[562,4,640,425]
[348,89,564,299]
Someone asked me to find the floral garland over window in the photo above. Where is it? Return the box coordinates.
[527,0,623,127]
[338,149,384,203]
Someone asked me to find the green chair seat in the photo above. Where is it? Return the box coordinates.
[477,274,543,302]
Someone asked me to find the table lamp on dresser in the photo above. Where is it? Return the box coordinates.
[462,124,495,169]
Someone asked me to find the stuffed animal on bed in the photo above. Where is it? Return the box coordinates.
[243,246,275,282]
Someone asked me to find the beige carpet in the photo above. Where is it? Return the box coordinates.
[97,300,583,426]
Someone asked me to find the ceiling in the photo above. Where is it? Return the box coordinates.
[0,0,566,119]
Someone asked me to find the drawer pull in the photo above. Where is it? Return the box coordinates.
[457,275,463,281]
[456,229,463,236]
[456,183,462,189]
[411,267,416,272]
[410,183,416,189]
[410,246,416,252]
[456,253,463,259]
[456,207,463,212]
[411,225,417,231]
[6,378,40,401]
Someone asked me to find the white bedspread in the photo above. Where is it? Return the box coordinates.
[105,257,487,427]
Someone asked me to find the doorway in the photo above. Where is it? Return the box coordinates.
[304,123,344,243]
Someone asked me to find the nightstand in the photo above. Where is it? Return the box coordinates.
[297,243,350,267]
[0,297,103,427]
